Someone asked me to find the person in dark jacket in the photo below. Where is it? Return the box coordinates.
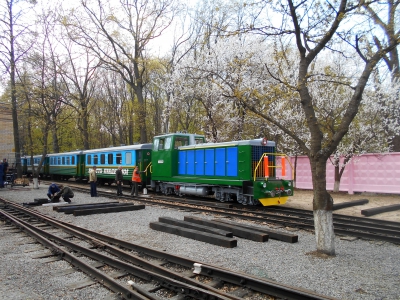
[47,183,60,200]
[115,165,123,196]
[0,161,4,188]
[53,185,74,203]
[2,158,8,182]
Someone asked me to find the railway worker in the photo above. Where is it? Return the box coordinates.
[130,166,141,197]
[89,165,98,197]
[115,165,123,196]
[53,185,74,203]
[2,158,8,182]
[47,183,60,200]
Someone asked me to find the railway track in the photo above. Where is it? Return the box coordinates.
[0,198,335,300]
[57,182,400,245]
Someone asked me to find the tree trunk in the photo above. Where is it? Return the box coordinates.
[294,155,298,188]
[82,106,89,149]
[9,22,22,178]
[32,177,39,189]
[136,90,147,143]
[333,163,340,192]
[52,125,60,153]
[311,158,335,255]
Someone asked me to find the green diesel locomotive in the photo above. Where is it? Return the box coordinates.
[150,132,293,206]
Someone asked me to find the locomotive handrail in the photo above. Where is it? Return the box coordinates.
[253,153,294,181]
[144,162,152,175]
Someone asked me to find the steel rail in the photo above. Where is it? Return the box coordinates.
[247,206,400,230]
[56,187,400,243]
[0,202,238,300]
[0,209,149,300]
[0,198,337,300]
[24,184,400,243]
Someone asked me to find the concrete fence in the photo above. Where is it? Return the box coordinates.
[278,152,400,194]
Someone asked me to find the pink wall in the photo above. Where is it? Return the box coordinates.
[280,153,400,194]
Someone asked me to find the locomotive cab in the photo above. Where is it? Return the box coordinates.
[151,133,205,192]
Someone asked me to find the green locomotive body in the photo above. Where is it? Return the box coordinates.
[150,133,293,206]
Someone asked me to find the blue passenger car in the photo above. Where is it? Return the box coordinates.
[83,144,152,187]
[22,155,48,177]
[47,151,84,181]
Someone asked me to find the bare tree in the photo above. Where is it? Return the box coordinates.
[17,5,68,187]
[56,38,100,150]
[61,0,177,143]
[0,0,36,177]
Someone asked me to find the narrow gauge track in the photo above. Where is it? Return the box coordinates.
[0,198,335,300]
[59,182,400,245]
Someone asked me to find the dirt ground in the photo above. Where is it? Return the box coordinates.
[285,189,400,222]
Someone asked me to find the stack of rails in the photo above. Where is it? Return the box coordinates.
[53,202,145,216]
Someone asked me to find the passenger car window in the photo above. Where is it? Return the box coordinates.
[126,152,132,164]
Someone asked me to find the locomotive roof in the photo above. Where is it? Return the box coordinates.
[179,138,275,149]
[153,132,205,139]
[82,143,153,154]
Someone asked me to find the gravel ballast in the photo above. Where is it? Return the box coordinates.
[1,184,399,300]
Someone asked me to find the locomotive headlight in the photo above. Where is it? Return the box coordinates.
[262,182,266,188]
[288,182,291,186]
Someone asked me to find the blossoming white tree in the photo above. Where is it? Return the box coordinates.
[170,0,400,255]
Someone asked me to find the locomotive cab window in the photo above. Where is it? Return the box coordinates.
[165,137,172,150]
[158,139,165,150]
[174,137,189,149]
[116,153,122,164]
[153,139,159,151]
[195,137,205,144]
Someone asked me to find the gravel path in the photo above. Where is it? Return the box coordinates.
[0,184,399,300]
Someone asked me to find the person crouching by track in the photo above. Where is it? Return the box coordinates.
[131,166,141,197]
[51,185,74,203]
[47,183,60,200]
[115,165,123,196]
